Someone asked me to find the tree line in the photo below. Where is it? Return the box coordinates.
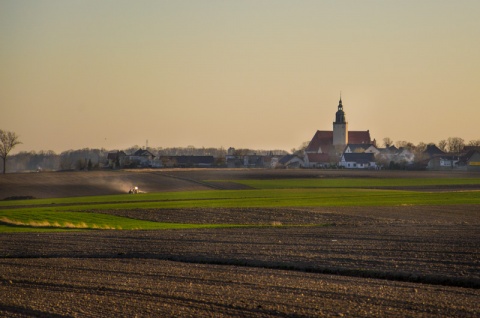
[383,137,480,153]
[0,132,288,173]
[1,128,479,173]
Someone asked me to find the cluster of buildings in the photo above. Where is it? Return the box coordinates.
[107,98,480,171]
[107,149,215,169]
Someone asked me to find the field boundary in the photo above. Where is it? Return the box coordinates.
[5,253,476,289]
[159,256,480,289]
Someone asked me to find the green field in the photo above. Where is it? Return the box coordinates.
[225,177,480,189]
[1,177,479,232]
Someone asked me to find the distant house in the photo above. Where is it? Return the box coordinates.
[268,156,280,169]
[465,150,480,171]
[226,156,243,168]
[107,151,126,169]
[303,153,331,168]
[427,155,460,170]
[343,144,379,154]
[462,146,480,153]
[423,144,445,159]
[160,155,215,168]
[339,153,376,169]
[243,154,265,168]
[461,150,480,172]
[127,149,156,168]
[427,149,480,171]
[278,155,304,169]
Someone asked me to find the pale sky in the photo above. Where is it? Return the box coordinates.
[1,0,479,154]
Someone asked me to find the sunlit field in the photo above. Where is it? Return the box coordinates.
[1,177,479,232]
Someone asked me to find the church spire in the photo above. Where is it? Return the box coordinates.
[333,95,348,147]
[335,97,346,123]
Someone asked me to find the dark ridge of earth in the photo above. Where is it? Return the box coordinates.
[1,168,480,199]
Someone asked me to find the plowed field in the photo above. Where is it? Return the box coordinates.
[1,169,479,317]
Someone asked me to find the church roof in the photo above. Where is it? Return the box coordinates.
[348,131,371,144]
[306,130,371,153]
[305,130,333,153]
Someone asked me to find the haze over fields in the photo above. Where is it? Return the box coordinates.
[1,1,479,153]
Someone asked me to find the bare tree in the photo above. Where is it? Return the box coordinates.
[438,140,447,152]
[291,141,310,155]
[0,129,22,174]
[413,142,429,163]
[446,137,465,153]
[468,139,480,147]
[383,137,393,148]
[395,140,414,149]
[415,142,427,153]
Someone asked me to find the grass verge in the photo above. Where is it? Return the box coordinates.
[222,177,480,189]
[1,178,479,233]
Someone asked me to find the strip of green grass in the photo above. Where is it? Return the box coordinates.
[0,210,244,232]
[1,177,478,209]
[2,183,479,233]
[225,178,480,189]
[2,188,479,212]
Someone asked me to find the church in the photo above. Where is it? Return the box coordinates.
[304,97,374,167]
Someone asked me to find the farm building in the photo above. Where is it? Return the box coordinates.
[107,151,126,169]
[278,155,304,168]
[159,156,215,168]
[303,153,332,168]
[126,149,156,168]
[450,150,480,172]
[427,155,460,170]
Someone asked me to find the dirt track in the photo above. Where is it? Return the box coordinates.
[0,169,479,316]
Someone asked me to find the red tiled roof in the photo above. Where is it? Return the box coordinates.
[306,153,330,163]
[348,131,371,144]
[305,131,333,153]
[306,130,371,153]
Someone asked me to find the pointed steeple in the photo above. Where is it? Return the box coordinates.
[333,95,348,147]
[335,97,346,123]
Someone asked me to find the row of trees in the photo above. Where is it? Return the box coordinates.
[2,128,479,173]
[1,132,289,173]
[383,137,480,153]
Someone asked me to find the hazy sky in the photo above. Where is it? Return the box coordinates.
[1,0,479,154]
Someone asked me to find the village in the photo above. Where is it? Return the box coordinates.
[105,98,480,172]
[104,143,477,172]
[107,98,480,171]
[3,98,480,173]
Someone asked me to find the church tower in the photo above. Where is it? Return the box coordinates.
[333,97,348,146]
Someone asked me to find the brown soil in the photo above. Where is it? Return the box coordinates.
[1,168,480,199]
[1,169,479,316]
[1,204,479,317]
